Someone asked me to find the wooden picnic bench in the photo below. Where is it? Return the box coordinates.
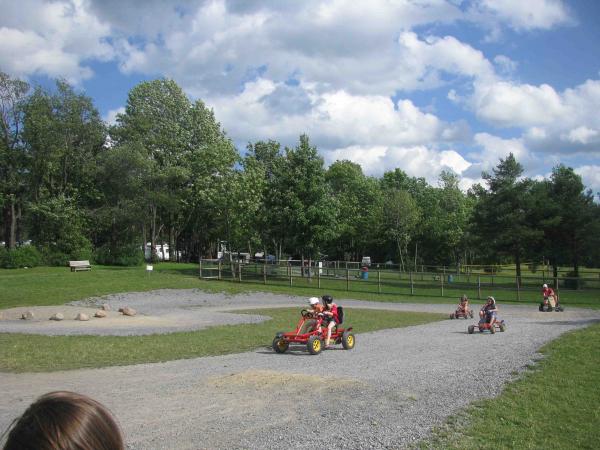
[69,260,91,272]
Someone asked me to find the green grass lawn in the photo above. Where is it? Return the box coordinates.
[1,263,598,310]
[0,308,444,373]
[421,322,600,449]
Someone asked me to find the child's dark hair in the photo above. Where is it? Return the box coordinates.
[2,391,124,450]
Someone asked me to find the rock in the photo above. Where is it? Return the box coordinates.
[76,313,90,321]
[49,313,64,321]
[21,311,34,320]
[121,307,137,317]
[94,310,107,318]
[118,307,124,313]
[101,303,111,311]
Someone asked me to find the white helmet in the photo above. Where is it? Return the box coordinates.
[542,284,548,288]
[308,297,319,305]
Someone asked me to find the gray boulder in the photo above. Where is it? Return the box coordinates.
[49,313,64,321]
[21,311,34,320]
[76,313,90,321]
[94,310,107,318]
[121,307,137,317]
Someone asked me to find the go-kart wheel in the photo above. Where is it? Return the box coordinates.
[469,311,474,319]
[272,337,289,353]
[556,306,564,312]
[499,323,506,332]
[307,335,323,355]
[468,325,475,334]
[539,304,544,312]
[342,331,355,350]
[490,325,496,334]
[450,313,455,319]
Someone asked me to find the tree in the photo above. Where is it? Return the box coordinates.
[471,154,541,280]
[276,135,338,260]
[381,189,421,271]
[545,165,596,280]
[111,79,195,260]
[325,160,381,260]
[0,72,29,249]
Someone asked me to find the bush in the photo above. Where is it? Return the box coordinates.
[0,245,43,268]
[93,243,144,266]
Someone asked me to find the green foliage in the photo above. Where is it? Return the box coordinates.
[93,243,144,266]
[0,245,42,268]
[28,195,92,265]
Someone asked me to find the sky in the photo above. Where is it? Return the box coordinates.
[1,0,599,193]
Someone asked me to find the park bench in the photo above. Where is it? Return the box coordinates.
[69,260,91,272]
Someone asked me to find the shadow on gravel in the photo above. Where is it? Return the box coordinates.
[256,350,313,357]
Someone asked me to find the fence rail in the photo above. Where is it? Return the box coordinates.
[198,259,599,306]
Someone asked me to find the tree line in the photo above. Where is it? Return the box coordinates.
[1,73,599,277]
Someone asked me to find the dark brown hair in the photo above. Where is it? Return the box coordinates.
[2,391,124,450]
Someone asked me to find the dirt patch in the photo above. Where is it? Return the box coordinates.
[208,369,361,390]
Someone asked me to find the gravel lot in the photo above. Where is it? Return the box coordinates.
[1,289,598,449]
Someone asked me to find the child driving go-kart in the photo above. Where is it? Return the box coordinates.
[540,284,564,312]
[450,294,473,319]
[271,294,355,355]
[468,296,506,334]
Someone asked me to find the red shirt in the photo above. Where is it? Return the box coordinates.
[542,287,555,297]
[325,304,339,322]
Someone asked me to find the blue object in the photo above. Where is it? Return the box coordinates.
[361,271,369,280]
[447,275,453,283]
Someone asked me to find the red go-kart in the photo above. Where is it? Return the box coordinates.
[272,308,355,355]
[468,317,506,334]
[450,307,474,320]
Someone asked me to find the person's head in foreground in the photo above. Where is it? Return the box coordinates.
[2,391,124,450]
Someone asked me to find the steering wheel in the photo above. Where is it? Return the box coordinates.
[301,309,310,318]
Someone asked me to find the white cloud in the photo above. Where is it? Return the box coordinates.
[324,145,471,184]
[473,0,573,31]
[0,0,113,83]
[575,165,600,195]
[472,81,564,127]
[208,79,467,151]
[493,54,518,75]
[469,78,600,152]
[103,106,125,125]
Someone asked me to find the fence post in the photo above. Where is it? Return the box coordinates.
[318,264,321,288]
[477,275,481,299]
[199,259,202,278]
[263,263,267,285]
[289,265,293,286]
[378,270,381,294]
[238,262,242,283]
[441,272,444,297]
[410,271,414,295]
[346,269,350,291]
[218,260,222,280]
[516,275,520,301]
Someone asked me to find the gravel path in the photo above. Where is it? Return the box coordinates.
[1,290,598,449]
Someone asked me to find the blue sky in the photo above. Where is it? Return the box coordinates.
[1,0,599,193]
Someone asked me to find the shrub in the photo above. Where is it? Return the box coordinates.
[93,243,144,266]
[0,245,42,268]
